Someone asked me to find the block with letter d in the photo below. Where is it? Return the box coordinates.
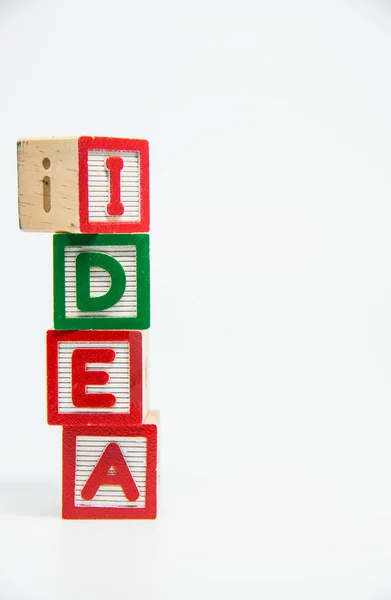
[53,233,150,330]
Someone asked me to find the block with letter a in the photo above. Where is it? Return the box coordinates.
[62,412,159,519]
[53,233,150,330]
[47,330,149,426]
[17,136,149,233]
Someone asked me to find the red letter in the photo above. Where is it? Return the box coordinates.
[72,348,116,408]
[105,155,124,216]
[81,443,140,501]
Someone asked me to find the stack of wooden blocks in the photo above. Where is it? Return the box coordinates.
[17,136,159,519]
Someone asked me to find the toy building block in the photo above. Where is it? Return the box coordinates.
[53,233,150,330]
[62,411,159,519]
[47,330,149,426]
[17,136,149,234]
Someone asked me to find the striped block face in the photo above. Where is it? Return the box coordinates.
[47,330,149,426]
[79,137,149,234]
[53,234,150,330]
[62,422,158,519]
[18,136,149,234]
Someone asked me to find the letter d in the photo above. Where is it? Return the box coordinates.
[76,252,126,312]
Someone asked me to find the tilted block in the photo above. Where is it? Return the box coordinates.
[53,233,150,330]
[17,136,149,234]
[47,330,149,426]
[62,412,159,519]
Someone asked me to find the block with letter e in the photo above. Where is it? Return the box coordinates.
[47,330,149,426]
[53,233,150,330]
[62,412,159,519]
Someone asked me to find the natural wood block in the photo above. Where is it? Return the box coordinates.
[47,330,149,426]
[62,411,159,519]
[17,136,149,233]
[53,233,150,330]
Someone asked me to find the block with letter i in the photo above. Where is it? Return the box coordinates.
[18,136,149,233]
[17,135,159,520]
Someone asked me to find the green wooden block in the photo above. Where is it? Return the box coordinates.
[53,234,150,330]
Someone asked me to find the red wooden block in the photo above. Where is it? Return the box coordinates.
[47,330,149,426]
[62,415,158,519]
[18,136,149,234]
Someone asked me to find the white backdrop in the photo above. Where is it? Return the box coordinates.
[1,0,391,598]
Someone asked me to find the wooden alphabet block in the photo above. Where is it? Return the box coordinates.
[53,233,150,330]
[62,412,159,519]
[18,136,149,234]
[47,330,149,426]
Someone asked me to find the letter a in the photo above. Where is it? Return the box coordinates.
[81,442,140,502]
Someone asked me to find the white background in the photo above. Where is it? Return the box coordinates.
[0,0,391,597]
